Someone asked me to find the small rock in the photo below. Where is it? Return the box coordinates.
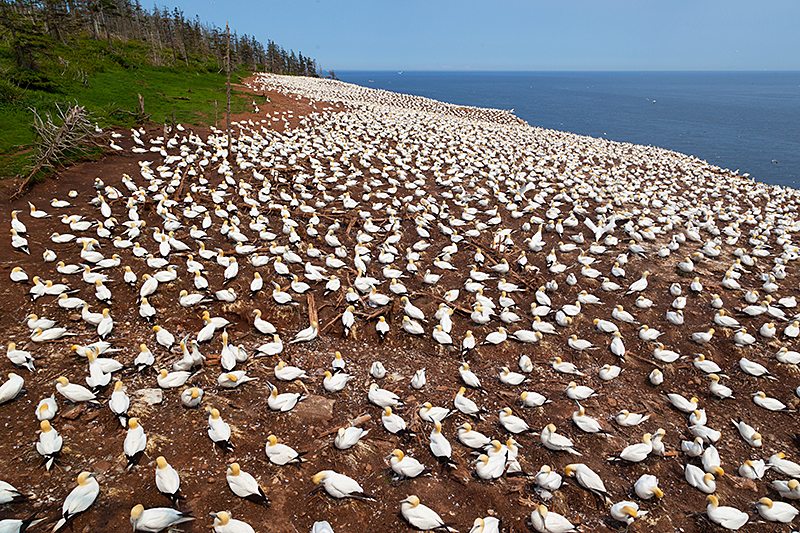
[607,397,617,407]
[93,459,111,472]
[731,475,757,491]
[208,477,215,484]
[134,388,163,405]
[62,405,83,420]
[365,464,372,471]
[293,395,335,424]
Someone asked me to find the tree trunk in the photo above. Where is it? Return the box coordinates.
[226,22,231,160]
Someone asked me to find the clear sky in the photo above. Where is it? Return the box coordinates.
[156,0,800,71]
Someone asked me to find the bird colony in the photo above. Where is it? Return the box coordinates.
[2,73,800,533]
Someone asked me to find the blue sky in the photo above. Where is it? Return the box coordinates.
[157,1,800,71]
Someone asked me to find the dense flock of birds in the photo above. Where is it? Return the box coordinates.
[2,73,800,533]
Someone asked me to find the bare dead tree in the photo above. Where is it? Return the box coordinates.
[13,102,95,199]
[226,21,231,160]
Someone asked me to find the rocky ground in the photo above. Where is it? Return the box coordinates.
[0,75,798,533]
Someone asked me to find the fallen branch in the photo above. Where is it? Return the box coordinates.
[12,103,95,199]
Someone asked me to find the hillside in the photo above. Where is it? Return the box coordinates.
[0,0,319,181]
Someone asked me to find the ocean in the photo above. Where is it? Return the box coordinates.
[337,71,800,189]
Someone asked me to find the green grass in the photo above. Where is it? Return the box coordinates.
[0,35,261,180]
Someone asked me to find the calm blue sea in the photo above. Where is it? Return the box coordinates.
[337,71,800,188]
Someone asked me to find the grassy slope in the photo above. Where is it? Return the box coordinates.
[0,36,257,181]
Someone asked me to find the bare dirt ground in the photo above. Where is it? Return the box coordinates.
[0,79,798,533]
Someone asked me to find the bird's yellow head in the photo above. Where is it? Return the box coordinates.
[312,471,327,485]
[40,420,52,432]
[228,463,240,476]
[214,512,230,525]
[402,495,420,507]
[621,505,638,518]
[56,376,69,386]
[267,435,278,446]
[130,504,144,520]
[77,471,94,485]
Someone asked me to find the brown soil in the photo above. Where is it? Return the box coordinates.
[0,79,798,533]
